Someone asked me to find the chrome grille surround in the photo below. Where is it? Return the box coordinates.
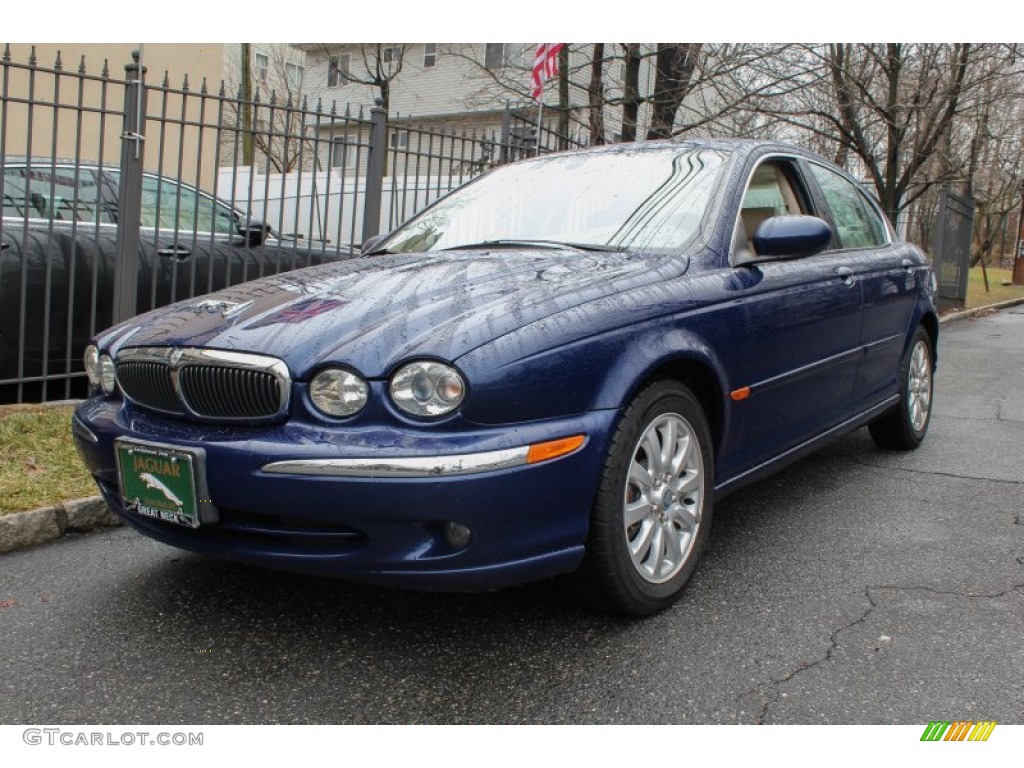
[115,347,291,423]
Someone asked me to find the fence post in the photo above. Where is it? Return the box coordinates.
[361,102,387,244]
[499,102,512,164]
[112,50,147,324]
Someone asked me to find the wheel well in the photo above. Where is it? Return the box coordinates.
[633,359,725,460]
[920,312,939,364]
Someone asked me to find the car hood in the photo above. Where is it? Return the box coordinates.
[104,249,691,378]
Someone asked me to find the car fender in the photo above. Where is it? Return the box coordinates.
[908,296,940,366]
[458,313,731,444]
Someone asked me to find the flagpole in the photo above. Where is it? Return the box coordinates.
[535,98,544,157]
[532,43,562,157]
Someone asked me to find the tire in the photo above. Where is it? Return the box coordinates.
[573,381,714,616]
[868,325,934,450]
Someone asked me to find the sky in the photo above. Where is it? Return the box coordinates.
[1,0,1012,44]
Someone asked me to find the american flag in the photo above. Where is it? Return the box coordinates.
[531,43,565,101]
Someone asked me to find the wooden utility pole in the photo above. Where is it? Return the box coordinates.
[241,43,254,166]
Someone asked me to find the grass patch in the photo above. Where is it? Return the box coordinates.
[0,405,96,515]
[966,265,1024,308]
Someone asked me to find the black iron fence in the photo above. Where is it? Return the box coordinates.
[0,47,586,403]
[930,187,975,310]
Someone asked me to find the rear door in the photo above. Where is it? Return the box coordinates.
[804,161,918,409]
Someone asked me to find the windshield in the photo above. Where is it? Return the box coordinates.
[378,146,730,254]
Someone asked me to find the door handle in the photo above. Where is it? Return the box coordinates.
[157,245,192,260]
[836,266,856,287]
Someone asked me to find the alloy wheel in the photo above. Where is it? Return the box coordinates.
[623,413,705,584]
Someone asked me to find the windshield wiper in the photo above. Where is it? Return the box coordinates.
[443,239,622,253]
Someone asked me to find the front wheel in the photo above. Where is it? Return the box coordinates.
[869,325,934,450]
[574,381,714,616]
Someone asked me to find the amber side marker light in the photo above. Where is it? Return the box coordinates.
[526,435,586,465]
[730,387,751,401]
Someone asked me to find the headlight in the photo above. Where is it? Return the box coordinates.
[390,361,465,417]
[310,368,369,417]
[99,354,117,395]
[84,345,100,388]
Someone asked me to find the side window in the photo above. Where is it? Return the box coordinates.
[1,168,28,218]
[735,160,808,256]
[2,166,113,224]
[139,175,235,234]
[809,163,887,249]
[209,198,239,234]
[139,176,182,230]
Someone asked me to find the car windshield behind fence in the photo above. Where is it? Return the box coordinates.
[379,147,730,255]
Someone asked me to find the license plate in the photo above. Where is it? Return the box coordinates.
[116,440,201,529]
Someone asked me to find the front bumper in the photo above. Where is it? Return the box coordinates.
[72,398,616,590]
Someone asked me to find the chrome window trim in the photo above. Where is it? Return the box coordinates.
[115,347,292,423]
[261,446,531,478]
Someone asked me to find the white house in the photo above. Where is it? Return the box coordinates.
[297,44,659,158]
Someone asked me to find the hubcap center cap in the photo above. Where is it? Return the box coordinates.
[652,484,675,511]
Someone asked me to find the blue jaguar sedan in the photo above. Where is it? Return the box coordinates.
[72,139,938,615]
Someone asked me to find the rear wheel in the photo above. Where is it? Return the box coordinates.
[869,325,934,450]
[575,381,714,616]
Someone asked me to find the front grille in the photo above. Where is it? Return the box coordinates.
[117,361,185,415]
[115,347,290,423]
[179,365,281,419]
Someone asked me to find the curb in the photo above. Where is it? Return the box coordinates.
[0,497,122,555]
[939,297,1024,324]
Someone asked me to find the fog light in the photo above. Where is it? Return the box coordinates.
[443,521,472,548]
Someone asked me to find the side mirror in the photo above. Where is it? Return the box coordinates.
[236,219,268,247]
[361,234,387,255]
[748,215,832,261]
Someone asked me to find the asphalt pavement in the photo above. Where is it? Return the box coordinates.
[0,308,1021,724]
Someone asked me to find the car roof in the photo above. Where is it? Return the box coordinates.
[1,156,119,170]
[520,137,831,167]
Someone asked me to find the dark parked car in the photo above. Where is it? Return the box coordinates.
[0,158,342,401]
[72,139,938,615]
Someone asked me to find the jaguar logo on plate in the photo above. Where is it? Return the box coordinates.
[116,441,200,528]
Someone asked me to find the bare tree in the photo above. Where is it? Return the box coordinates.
[223,43,312,173]
[588,43,606,145]
[959,67,1024,266]
[333,44,407,114]
[620,44,642,142]
[739,44,1018,223]
[646,44,703,140]
[445,43,802,146]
